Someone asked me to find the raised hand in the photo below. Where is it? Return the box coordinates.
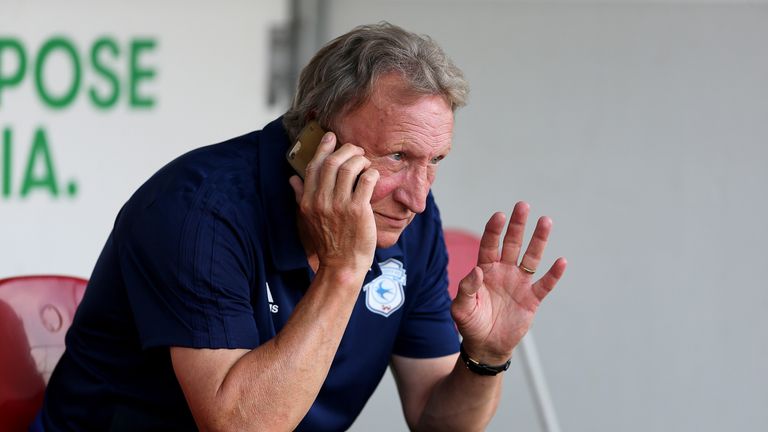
[451,202,567,364]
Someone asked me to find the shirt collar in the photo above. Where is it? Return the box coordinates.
[368,243,404,280]
[258,116,404,273]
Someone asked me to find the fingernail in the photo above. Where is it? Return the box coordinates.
[470,267,481,282]
[321,132,333,144]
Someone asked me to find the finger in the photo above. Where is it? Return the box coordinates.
[335,154,371,196]
[452,266,483,312]
[288,175,304,204]
[500,201,529,265]
[477,212,506,265]
[316,143,365,201]
[519,216,552,274]
[351,168,379,205]
[302,132,337,199]
[531,257,567,301]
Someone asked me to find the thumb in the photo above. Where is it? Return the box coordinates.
[289,175,304,204]
[453,266,483,311]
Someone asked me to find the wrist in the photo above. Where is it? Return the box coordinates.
[314,264,368,290]
[459,343,511,376]
[460,341,513,365]
[319,253,373,277]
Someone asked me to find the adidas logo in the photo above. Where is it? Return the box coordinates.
[266,282,279,314]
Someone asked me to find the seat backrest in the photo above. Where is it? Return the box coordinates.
[443,229,481,300]
[0,275,87,432]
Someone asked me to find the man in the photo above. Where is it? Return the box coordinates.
[42,23,566,431]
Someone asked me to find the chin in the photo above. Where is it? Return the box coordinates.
[376,230,403,249]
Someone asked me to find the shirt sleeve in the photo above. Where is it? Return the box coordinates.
[392,195,460,358]
[117,185,259,351]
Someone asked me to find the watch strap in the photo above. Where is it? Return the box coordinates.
[459,343,511,376]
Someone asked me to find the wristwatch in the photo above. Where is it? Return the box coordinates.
[459,343,511,376]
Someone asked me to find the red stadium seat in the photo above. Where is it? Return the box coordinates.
[0,275,87,432]
[443,229,481,300]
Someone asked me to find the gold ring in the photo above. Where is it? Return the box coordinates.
[520,264,536,274]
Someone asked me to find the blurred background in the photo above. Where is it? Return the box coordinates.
[2,0,767,430]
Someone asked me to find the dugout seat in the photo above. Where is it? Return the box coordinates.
[0,275,87,431]
[443,228,481,300]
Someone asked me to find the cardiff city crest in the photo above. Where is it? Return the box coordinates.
[363,258,406,317]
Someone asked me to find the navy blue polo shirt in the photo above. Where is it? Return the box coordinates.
[42,117,459,431]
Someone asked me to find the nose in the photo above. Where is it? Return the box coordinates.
[393,164,431,214]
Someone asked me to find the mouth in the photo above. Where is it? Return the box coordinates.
[375,212,411,228]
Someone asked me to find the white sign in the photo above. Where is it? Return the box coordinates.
[1,0,287,278]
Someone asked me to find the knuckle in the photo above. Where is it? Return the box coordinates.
[332,196,346,211]
[338,162,358,177]
[348,154,365,165]
[350,204,366,218]
[360,170,378,183]
[304,161,319,175]
[299,200,312,215]
[324,155,343,168]
[317,197,332,213]
[357,175,372,186]
[309,194,325,210]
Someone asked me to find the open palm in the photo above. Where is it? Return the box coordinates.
[451,202,567,364]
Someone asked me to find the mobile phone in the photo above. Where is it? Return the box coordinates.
[286,120,328,179]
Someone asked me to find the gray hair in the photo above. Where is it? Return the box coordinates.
[283,22,469,142]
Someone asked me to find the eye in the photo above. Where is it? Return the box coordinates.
[389,152,404,161]
[430,155,445,165]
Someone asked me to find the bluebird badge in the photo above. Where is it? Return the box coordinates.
[363,258,406,317]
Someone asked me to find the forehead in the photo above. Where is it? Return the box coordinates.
[335,74,454,152]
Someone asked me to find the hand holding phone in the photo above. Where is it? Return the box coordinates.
[286,120,380,273]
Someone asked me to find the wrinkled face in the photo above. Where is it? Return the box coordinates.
[334,74,454,248]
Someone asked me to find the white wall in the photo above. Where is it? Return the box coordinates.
[326,2,768,431]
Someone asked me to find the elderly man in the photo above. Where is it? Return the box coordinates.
[42,23,566,431]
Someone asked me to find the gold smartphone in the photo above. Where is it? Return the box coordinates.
[286,120,328,179]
